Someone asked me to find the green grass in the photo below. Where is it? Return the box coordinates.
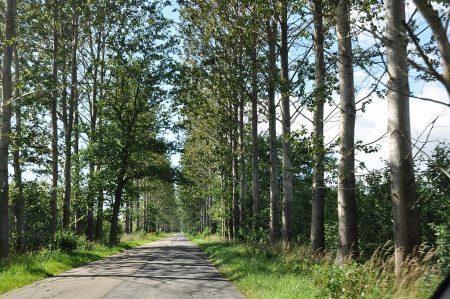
[0,232,170,295]
[191,236,443,299]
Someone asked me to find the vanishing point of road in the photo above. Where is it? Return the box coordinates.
[1,234,245,299]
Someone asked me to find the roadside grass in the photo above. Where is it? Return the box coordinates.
[192,236,443,299]
[0,232,170,295]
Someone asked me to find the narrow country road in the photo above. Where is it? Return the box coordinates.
[1,234,245,299]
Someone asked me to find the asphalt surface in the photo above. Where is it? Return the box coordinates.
[1,234,245,299]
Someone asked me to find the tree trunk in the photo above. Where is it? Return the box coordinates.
[50,0,59,236]
[109,173,126,245]
[385,0,421,276]
[238,95,246,224]
[13,42,25,252]
[0,0,16,259]
[280,0,293,242]
[109,147,129,245]
[232,104,239,236]
[86,29,101,241]
[95,189,104,241]
[63,7,78,228]
[125,200,130,234]
[310,0,326,252]
[336,0,358,262]
[137,196,142,231]
[251,42,260,229]
[74,59,81,235]
[267,18,280,243]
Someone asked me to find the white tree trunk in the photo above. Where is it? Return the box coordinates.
[385,0,421,276]
[336,0,358,262]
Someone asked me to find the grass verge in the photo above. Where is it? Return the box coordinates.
[0,232,170,295]
[191,235,443,299]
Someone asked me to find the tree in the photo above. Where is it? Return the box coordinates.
[266,12,280,242]
[0,0,16,259]
[310,0,326,252]
[49,0,59,235]
[335,0,358,262]
[280,0,294,242]
[385,0,421,275]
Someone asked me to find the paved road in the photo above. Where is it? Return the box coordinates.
[1,234,245,299]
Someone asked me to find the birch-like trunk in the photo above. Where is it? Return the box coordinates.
[336,0,358,262]
[49,0,59,236]
[385,0,421,276]
[267,17,280,242]
[238,95,246,224]
[0,0,16,259]
[310,0,326,252]
[63,7,79,228]
[232,101,239,236]
[13,42,25,252]
[251,43,260,228]
[280,0,293,242]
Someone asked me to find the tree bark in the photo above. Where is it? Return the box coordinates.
[232,102,239,236]
[336,0,358,262]
[13,41,25,252]
[280,0,293,242]
[267,17,281,243]
[109,173,126,245]
[0,0,16,259]
[109,147,129,245]
[310,0,326,252]
[49,0,59,236]
[250,42,260,229]
[63,6,79,228]
[385,0,421,276]
[95,189,104,241]
[125,200,130,234]
[238,95,246,224]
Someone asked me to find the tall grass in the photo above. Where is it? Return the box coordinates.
[192,236,443,299]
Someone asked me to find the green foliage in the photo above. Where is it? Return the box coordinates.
[51,230,91,252]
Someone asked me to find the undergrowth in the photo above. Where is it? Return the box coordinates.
[192,235,443,299]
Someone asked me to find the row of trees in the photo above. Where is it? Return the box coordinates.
[0,0,178,258]
[175,0,450,276]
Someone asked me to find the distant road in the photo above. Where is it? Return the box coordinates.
[1,234,245,299]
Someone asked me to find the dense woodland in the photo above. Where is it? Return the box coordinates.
[0,0,449,283]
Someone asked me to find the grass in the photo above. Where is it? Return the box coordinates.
[191,235,443,299]
[0,232,170,295]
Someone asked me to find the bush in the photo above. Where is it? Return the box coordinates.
[51,230,90,252]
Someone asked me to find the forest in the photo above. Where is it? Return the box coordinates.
[0,0,449,297]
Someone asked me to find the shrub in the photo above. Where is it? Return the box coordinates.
[51,230,90,252]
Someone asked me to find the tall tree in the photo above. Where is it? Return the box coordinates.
[335,0,358,262]
[62,1,79,228]
[13,39,25,252]
[49,0,59,235]
[385,0,421,275]
[266,15,280,242]
[0,0,16,259]
[250,38,260,228]
[280,0,293,242]
[310,0,326,252]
